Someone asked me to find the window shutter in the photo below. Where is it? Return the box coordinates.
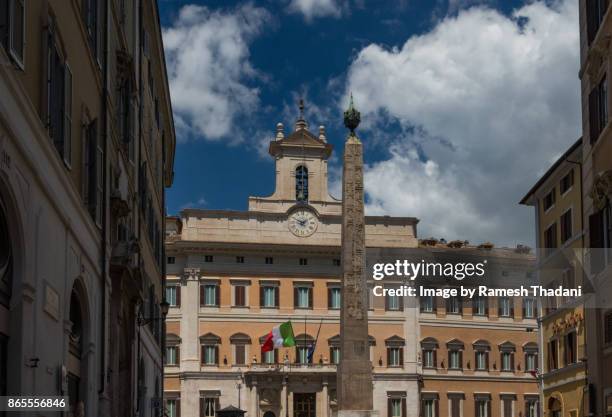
[176,286,181,307]
[510,300,514,318]
[435,400,439,417]
[275,286,279,308]
[199,284,204,306]
[176,346,180,364]
[63,64,72,165]
[511,353,515,370]
[200,345,205,365]
[402,398,407,417]
[214,346,219,365]
[385,294,389,311]
[590,86,601,144]
[387,399,392,417]
[459,351,463,369]
[485,352,489,370]
[433,349,437,367]
[259,285,264,307]
[386,348,391,367]
[215,285,220,307]
[522,299,526,319]
[235,344,245,365]
[399,295,404,311]
[590,211,605,274]
[294,287,298,308]
[87,120,98,217]
[328,288,332,309]
[308,288,313,309]
[399,347,404,366]
[176,399,181,417]
[274,349,278,364]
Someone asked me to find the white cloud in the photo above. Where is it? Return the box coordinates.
[181,196,208,210]
[163,4,271,141]
[344,0,580,246]
[286,0,343,21]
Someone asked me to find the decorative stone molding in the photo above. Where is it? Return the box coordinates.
[590,170,612,211]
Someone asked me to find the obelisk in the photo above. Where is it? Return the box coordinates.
[337,96,375,417]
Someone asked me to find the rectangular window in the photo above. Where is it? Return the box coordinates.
[387,347,403,367]
[265,257,273,264]
[201,345,217,365]
[544,223,558,255]
[328,287,341,309]
[386,290,403,311]
[543,189,556,211]
[451,398,461,417]
[236,256,244,263]
[234,344,245,365]
[200,284,218,307]
[606,312,612,344]
[587,0,609,43]
[296,346,310,364]
[261,285,277,308]
[390,399,402,417]
[589,75,609,144]
[330,347,340,364]
[560,170,574,194]
[476,400,489,417]
[560,209,573,243]
[475,351,487,370]
[473,296,487,316]
[446,296,462,314]
[294,286,312,309]
[448,350,461,369]
[565,331,577,365]
[166,346,178,366]
[167,398,180,417]
[503,399,513,417]
[201,397,217,417]
[262,350,276,364]
[82,0,98,55]
[299,258,308,266]
[523,298,536,318]
[422,399,435,417]
[234,285,246,307]
[422,350,435,368]
[548,340,558,370]
[166,285,180,307]
[501,352,513,371]
[167,256,176,264]
[83,119,102,226]
[420,296,435,313]
[3,0,25,67]
[333,258,341,266]
[525,353,537,372]
[204,255,213,263]
[525,400,538,417]
[499,297,513,317]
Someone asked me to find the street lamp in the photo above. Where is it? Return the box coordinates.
[236,371,243,409]
[137,300,170,326]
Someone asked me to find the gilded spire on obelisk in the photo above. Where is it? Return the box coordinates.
[343,93,361,135]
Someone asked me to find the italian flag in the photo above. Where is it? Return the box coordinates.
[261,321,296,352]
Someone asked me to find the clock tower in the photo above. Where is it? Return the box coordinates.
[248,100,342,217]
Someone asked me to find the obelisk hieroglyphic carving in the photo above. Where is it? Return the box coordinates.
[337,96,374,417]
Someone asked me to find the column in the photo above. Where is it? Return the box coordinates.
[182,268,201,372]
[322,380,329,417]
[250,379,259,417]
[281,378,288,417]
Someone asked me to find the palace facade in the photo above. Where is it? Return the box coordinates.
[164,112,538,417]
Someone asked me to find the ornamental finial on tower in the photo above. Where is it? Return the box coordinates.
[343,93,360,135]
[295,98,308,131]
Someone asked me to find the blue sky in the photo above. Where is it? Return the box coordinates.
[160,0,581,246]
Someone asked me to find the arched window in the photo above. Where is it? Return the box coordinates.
[548,397,562,417]
[295,166,308,202]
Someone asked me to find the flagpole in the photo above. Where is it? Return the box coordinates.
[304,315,307,363]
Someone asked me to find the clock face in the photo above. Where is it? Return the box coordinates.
[288,208,318,237]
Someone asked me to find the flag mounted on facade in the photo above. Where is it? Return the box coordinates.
[261,321,296,352]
